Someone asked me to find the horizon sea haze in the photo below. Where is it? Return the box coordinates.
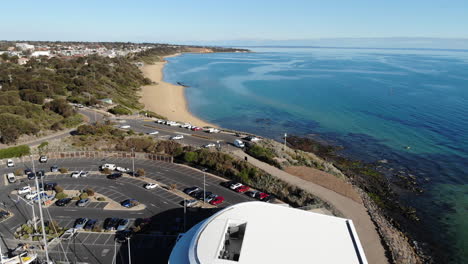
[163,47,468,263]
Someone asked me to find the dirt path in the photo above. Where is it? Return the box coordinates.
[231,150,388,264]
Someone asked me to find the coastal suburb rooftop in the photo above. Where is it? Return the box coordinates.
[169,201,368,264]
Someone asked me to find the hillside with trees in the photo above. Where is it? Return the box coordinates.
[0,41,248,144]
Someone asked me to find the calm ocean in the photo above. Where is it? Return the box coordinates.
[164,47,468,263]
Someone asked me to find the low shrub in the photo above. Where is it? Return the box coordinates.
[0,145,30,159]
[139,110,166,120]
[108,105,132,115]
[59,168,68,173]
[245,144,282,168]
[54,185,64,193]
[14,169,23,176]
[79,193,88,200]
[55,192,67,200]
[85,188,95,196]
[136,168,145,176]
[71,196,80,200]
[101,168,112,174]
[97,197,106,201]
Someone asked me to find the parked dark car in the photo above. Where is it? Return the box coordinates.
[107,173,122,180]
[36,170,46,179]
[24,168,32,175]
[104,218,120,231]
[263,195,275,203]
[190,190,203,198]
[27,172,36,180]
[40,182,57,191]
[220,181,236,188]
[183,186,200,195]
[115,230,133,243]
[84,219,97,231]
[50,165,59,172]
[0,210,11,219]
[55,198,72,206]
[121,199,139,208]
[117,219,130,231]
[196,191,213,200]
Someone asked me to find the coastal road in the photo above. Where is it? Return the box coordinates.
[115,117,249,150]
[0,156,255,263]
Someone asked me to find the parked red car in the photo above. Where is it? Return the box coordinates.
[235,185,250,193]
[257,192,270,200]
[210,196,224,205]
[191,127,203,131]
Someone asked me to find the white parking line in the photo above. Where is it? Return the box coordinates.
[92,233,103,244]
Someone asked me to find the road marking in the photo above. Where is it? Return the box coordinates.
[64,209,77,212]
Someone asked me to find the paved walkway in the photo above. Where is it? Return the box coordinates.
[231,150,388,264]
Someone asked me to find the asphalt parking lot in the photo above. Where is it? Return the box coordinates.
[0,156,255,263]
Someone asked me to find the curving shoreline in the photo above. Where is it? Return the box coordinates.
[139,53,217,128]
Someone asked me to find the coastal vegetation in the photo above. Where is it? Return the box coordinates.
[0,145,30,158]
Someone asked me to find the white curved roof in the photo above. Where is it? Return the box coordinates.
[169,201,367,264]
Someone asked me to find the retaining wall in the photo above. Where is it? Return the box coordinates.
[0,151,173,166]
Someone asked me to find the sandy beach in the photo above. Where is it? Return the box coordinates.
[139,54,216,128]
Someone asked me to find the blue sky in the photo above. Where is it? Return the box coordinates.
[1,0,467,45]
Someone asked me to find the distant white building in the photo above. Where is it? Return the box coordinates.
[169,201,368,264]
[31,51,51,57]
[15,43,35,51]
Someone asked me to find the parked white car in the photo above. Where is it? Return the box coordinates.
[156,120,165,124]
[61,228,77,240]
[116,167,130,173]
[39,156,48,163]
[6,173,16,183]
[203,143,216,148]
[144,183,159,189]
[101,164,116,170]
[234,139,245,148]
[171,135,184,140]
[184,199,199,208]
[180,123,192,129]
[119,125,131,129]
[71,171,81,178]
[206,128,220,133]
[167,121,180,127]
[80,171,88,177]
[229,183,243,190]
[148,131,159,135]
[6,159,14,167]
[18,186,32,195]
[26,191,45,200]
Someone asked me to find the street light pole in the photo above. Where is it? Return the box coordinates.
[183,200,187,232]
[127,237,132,264]
[131,148,135,176]
[283,133,287,150]
[202,168,207,204]
[31,155,50,264]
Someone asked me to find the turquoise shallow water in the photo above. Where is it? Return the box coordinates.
[164,47,468,263]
